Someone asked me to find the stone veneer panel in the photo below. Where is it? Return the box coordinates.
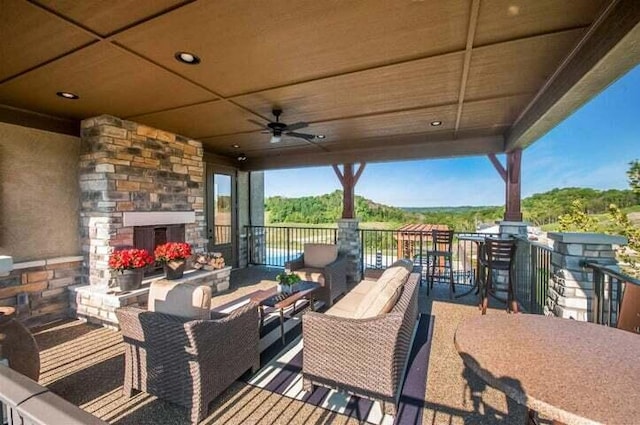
[337,219,361,283]
[546,232,626,321]
[79,115,207,287]
[0,257,83,327]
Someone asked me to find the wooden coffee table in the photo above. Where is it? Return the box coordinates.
[251,281,321,344]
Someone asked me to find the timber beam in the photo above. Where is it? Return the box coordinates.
[487,151,522,221]
[333,163,366,219]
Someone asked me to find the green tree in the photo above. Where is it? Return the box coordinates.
[608,159,640,277]
[558,199,597,232]
[628,159,640,198]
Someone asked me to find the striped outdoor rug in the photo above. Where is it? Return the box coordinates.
[212,291,433,425]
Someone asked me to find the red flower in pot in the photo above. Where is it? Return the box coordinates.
[155,242,192,280]
[108,248,154,291]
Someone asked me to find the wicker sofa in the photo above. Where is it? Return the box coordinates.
[285,243,347,307]
[116,281,260,424]
[302,260,419,415]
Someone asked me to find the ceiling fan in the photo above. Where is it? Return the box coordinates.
[249,109,323,143]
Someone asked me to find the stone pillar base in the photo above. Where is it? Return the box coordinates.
[498,221,528,237]
[547,233,626,321]
[337,219,361,284]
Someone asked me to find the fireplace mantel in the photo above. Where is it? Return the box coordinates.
[123,211,196,227]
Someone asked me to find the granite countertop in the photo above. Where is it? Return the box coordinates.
[455,314,640,425]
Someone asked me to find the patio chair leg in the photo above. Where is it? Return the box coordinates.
[190,397,208,425]
[481,270,491,315]
[123,382,134,398]
[429,255,436,292]
[251,360,261,374]
[381,400,397,416]
[302,377,314,393]
[508,269,519,314]
[448,255,455,298]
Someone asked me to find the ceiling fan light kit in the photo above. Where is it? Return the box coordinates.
[270,134,282,144]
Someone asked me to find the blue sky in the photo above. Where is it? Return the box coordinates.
[265,65,639,207]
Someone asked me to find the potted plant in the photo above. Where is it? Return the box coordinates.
[108,248,154,291]
[155,242,192,280]
[275,271,302,295]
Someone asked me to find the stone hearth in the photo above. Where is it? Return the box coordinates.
[71,267,231,329]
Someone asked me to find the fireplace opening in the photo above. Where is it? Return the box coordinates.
[134,224,185,276]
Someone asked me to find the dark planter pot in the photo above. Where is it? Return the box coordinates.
[164,260,186,280]
[116,269,143,291]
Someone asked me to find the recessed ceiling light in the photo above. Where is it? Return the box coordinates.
[430,120,442,127]
[232,144,240,149]
[316,134,326,139]
[237,153,247,161]
[174,51,201,65]
[56,91,79,100]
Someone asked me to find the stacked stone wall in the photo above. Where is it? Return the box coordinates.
[79,115,207,287]
[0,257,83,327]
[337,219,361,283]
[546,234,623,321]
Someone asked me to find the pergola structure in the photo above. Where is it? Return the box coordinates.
[1,1,640,219]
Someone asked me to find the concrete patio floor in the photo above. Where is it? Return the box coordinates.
[32,267,531,424]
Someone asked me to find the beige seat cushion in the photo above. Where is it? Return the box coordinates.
[350,279,377,295]
[325,259,413,319]
[292,268,326,286]
[303,244,338,268]
[325,291,367,319]
[354,262,412,319]
[148,281,212,320]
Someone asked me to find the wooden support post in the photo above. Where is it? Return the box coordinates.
[505,149,522,221]
[487,152,522,221]
[332,163,366,219]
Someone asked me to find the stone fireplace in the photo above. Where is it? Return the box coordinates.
[79,115,207,287]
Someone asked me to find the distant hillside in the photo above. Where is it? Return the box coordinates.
[265,187,638,231]
[265,190,409,224]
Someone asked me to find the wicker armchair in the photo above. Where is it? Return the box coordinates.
[302,271,420,415]
[116,302,260,424]
[285,243,347,307]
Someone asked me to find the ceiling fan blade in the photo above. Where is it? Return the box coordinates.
[286,131,316,141]
[284,122,308,131]
[248,118,268,129]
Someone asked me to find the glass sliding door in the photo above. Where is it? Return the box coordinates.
[206,166,236,267]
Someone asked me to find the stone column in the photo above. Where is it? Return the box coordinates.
[498,221,528,238]
[337,219,361,283]
[546,233,627,321]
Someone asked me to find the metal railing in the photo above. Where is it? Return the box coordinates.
[0,364,107,425]
[246,225,337,266]
[358,229,499,287]
[514,236,552,314]
[583,261,640,331]
[245,226,556,311]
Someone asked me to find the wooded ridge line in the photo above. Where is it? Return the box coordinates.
[265,187,638,231]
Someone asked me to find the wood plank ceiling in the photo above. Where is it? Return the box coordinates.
[0,0,636,170]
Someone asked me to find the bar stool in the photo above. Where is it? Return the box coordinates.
[427,229,455,298]
[479,237,518,315]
